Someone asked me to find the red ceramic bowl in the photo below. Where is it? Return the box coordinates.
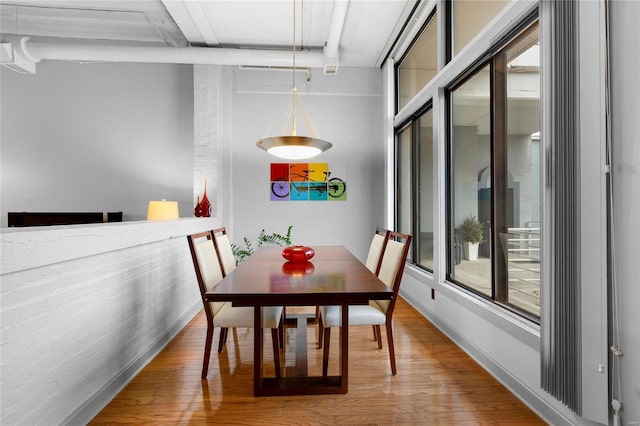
[282,260,315,276]
[282,245,315,262]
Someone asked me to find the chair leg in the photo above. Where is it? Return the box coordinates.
[271,328,281,378]
[278,311,285,349]
[374,325,383,349]
[317,313,324,349]
[322,327,331,376]
[372,325,377,340]
[385,321,396,375]
[217,327,228,353]
[202,324,214,379]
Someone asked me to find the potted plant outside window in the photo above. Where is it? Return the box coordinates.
[460,215,486,261]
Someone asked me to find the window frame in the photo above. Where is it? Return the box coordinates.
[395,101,435,272]
[395,8,438,115]
[445,16,541,323]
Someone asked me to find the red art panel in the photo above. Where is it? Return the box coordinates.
[270,163,290,181]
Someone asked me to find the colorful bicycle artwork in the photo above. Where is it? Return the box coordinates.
[270,163,347,201]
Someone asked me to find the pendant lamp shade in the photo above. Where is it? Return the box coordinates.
[256,0,332,160]
[257,135,332,160]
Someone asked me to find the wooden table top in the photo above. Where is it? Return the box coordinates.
[205,246,393,307]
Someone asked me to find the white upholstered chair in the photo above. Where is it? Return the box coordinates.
[212,227,237,276]
[316,228,390,348]
[187,231,283,379]
[364,228,390,274]
[318,231,411,376]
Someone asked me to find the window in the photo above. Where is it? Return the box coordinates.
[396,125,413,263]
[397,11,438,112]
[449,0,509,58]
[447,21,540,320]
[395,106,434,271]
[416,109,434,270]
[449,64,492,292]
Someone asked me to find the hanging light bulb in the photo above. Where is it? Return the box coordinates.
[256,0,332,160]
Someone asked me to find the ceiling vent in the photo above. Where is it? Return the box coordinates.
[0,38,36,74]
[322,46,339,76]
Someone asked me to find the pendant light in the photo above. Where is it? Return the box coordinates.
[256,0,332,160]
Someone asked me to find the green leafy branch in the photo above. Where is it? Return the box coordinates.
[231,226,293,265]
[257,225,293,247]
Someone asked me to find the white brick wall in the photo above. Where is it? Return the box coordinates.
[193,65,232,221]
[0,218,217,425]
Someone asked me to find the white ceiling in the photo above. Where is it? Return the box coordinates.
[0,0,418,69]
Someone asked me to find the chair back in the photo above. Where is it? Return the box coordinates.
[187,231,226,319]
[374,231,411,316]
[212,227,237,276]
[364,228,390,275]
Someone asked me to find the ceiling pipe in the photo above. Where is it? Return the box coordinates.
[21,37,325,68]
[324,0,349,59]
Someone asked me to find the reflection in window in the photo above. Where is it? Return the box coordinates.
[447,21,540,320]
[398,12,437,111]
[451,0,509,57]
[397,125,413,263]
[499,24,540,317]
[449,64,492,296]
[417,109,434,270]
[395,107,434,271]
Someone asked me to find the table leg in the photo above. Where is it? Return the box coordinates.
[295,315,308,377]
[253,305,263,396]
[340,303,349,393]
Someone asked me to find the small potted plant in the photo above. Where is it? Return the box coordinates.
[460,215,485,261]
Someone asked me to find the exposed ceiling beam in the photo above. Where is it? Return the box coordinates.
[324,0,349,59]
[22,37,325,68]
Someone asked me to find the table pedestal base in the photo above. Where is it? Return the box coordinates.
[254,305,349,397]
[258,376,345,396]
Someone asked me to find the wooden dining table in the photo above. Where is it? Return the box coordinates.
[205,245,393,396]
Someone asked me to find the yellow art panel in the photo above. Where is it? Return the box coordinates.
[308,163,328,182]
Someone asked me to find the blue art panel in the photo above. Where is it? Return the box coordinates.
[290,182,309,200]
[270,181,289,201]
[309,182,328,200]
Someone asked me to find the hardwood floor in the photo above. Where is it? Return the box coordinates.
[90,298,544,425]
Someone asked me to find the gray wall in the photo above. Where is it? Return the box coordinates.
[220,67,387,262]
[610,0,640,422]
[0,61,194,226]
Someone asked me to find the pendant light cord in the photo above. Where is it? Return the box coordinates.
[292,0,296,90]
[291,0,297,136]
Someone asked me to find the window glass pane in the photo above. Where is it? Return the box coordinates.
[397,126,413,263]
[417,108,434,270]
[449,64,491,296]
[500,24,540,317]
[452,0,509,57]
[398,13,438,111]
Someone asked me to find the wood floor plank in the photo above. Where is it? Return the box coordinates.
[90,298,544,425]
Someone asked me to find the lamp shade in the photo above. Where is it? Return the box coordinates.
[147,200,179,221]
[255,0,332,159]
[257,135,332,160]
